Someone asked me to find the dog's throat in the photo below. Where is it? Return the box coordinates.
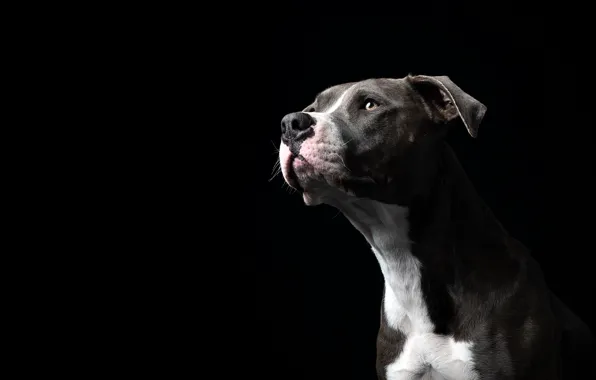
[332,198,438,336]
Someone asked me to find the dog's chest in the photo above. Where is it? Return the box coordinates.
[378,254,479,380]
[385,334,477,380]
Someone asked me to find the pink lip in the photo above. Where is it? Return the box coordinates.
[283,155,300,189]
[285,156,313,190]
[293,156,315,173]
[280,143,313,189]
[293,156,306,166]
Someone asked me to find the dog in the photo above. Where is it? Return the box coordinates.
[276,74,593,379]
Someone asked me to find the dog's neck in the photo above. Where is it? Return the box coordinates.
[408,142,507,248]
[329,195,433,334]
[328,196,410,253]
[328,142,510,334]
[328,142,508,286]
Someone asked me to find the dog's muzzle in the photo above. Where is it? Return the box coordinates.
[280,112,315,155]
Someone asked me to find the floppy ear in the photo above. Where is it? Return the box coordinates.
[407,74,487,138]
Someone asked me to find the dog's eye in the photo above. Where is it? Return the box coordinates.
[364,99,379,111]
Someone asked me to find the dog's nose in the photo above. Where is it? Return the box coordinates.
[280,112,315,145]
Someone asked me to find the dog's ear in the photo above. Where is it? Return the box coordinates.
[407,75,487,138]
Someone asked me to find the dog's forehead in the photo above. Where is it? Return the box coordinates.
[315,78,407,103]
[315,82,355,103]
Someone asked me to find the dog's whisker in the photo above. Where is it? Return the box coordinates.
[268,159,281,181]
[268,167,282,182]
[270,140,280,153]
[331,153,351,172]
[270,159,280,175]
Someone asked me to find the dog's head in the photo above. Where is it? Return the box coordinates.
[278,75,486,206]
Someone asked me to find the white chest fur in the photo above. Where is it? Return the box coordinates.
[383,275,478,380]
[335,199,478,380]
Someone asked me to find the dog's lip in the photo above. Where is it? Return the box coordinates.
[286,155,312,189]
[285,154,301,189]
[293,154,307,164]
[292,154,313,172]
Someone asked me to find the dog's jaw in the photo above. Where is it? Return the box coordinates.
[279,135,353,206]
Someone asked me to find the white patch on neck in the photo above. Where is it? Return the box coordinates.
[334,199,432,334]
[333,197,478,380]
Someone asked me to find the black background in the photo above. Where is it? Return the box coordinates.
[214,1,594,379]
[15,0,595,377]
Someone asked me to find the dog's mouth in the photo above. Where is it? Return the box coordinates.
[281,149,323,194]
[280,141,376,204]
[285,154,302,189]
[289,154,321,189]
[291,156,358,205]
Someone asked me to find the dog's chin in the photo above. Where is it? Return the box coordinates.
[290,175,331,206]
[282,154,356,206]
[302,191,323,206]
[302,187,351,206]
[300,184,342,206]
[295,177,354,206]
